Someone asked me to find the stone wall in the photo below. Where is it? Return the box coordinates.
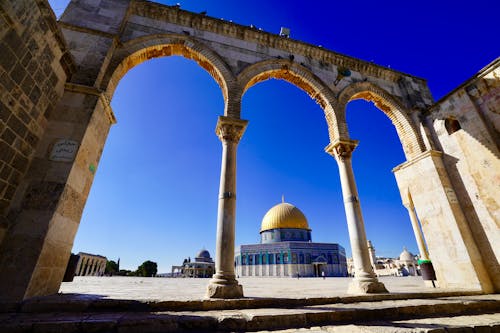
[0,0,73,241]
[0,0,497,301]
[428,58,500,291]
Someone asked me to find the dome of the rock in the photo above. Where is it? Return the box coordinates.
[260,202,310,232]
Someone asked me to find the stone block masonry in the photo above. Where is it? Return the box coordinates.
[0,0,498,302]
[0,0,74,238]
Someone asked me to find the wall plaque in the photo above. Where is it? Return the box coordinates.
[50,139,79,162]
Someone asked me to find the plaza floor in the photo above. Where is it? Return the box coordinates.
[59,276,434,301]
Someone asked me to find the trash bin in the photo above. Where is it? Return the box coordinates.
[418,259,436,281]
[63,253,80,282]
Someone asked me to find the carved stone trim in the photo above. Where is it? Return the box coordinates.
[392,149,443,173]
[130,1,426,83]
[325,138,359,161]
[215,116,248,143]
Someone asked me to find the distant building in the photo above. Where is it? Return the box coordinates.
[235,201,348,277]
[348,242,419,277]
[171,249,215,278]
[75,252,107,276]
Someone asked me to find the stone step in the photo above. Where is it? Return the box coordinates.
[0,294,498,332]
[255,313,500,333]
[3,290,484,314]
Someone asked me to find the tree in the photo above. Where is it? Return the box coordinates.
[105,260,119,275]
[136,260,157,277]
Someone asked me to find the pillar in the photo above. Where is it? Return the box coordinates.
[367,240,377,269]
[99,260,106,276]
[404,195,429,260]
[206,116,247,299]
[325,139,388,294]
[75,256,83,276]
[86,259,94,276]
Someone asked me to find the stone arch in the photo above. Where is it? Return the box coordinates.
[237,59,341,141]
[97,34,238,117]
[337,81,426,159]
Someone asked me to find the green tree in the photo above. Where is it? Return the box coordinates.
[136,260,157,277]
[105,260,119,275]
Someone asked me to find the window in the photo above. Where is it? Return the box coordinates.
[445,118,461,134]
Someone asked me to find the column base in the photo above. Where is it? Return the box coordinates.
[206,282,243,299]
[347,279,388,294]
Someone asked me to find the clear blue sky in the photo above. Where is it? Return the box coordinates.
[48,0,499,273]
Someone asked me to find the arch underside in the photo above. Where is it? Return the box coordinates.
[99,35,425,159]
[338,82,426,159]
[99,35,234,113]
[237,60,341,142]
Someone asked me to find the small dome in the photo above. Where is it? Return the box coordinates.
[196,249,211,259]
[399,247,414,262]
[260,202,310,232]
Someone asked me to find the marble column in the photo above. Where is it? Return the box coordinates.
[75,257,83,276]
[84,259,91,276]
[100,261,106,276]
[325,139,388,294]
[405,196,430,260]
[79,257,87,276]
[206,116,248,299]
[89,260,96,276]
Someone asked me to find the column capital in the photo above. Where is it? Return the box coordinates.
[325,138,359,160]
[215,116,248,143]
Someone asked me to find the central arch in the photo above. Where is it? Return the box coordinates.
[237,59,343,142]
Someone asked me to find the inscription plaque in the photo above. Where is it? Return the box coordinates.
[50,139,79,162]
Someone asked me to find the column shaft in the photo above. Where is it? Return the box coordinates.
[326,139,387,294]
[406,197,429,260]
[207,116,247,299]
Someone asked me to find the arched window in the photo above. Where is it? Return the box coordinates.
[445,118,461,134]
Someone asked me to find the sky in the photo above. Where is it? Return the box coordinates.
[48,0,499,273]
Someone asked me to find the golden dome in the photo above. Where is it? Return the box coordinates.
[260,202,310,232]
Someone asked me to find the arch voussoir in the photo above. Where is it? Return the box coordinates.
[98,34,235,112]
[237,59,344,142]
[337,81,426,159]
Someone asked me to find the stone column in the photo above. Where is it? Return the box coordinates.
[90,259,97,276]
[99,260,106,276]
[367,240,377,269]
[404,196,429,260]
[87,259,95,276]
[77,257,85,276]
[325,139,387,294]
[75,256,83,276]
[206,116,248,299]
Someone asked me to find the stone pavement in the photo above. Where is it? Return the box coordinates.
[58,276,432,301]
[0,276,498,332]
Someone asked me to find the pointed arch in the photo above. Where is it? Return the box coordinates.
[337,81,426,158]
[237,59,342,141]
[97,34,238,117]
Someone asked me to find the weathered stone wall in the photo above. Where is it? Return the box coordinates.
[0,0,73,241]
[54,0,433,165]
[428,59,500,291]
[393,151,493,292]
[0,0,497,301]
